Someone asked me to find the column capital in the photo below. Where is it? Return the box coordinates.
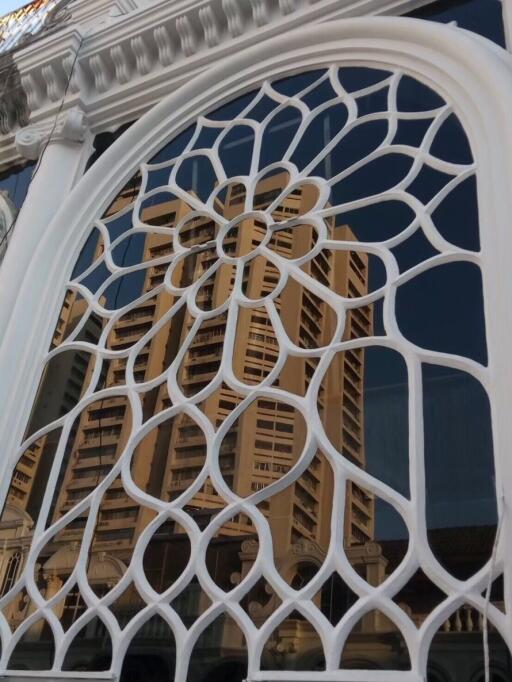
[14,107,89,161]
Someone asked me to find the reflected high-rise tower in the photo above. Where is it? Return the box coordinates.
[0,172,374,663]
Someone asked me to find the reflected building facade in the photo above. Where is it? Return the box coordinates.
[0,173,508,681]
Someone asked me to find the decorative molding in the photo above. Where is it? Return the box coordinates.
[14,107,89,160]
[0,0,439,169]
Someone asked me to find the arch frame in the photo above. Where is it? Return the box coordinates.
[0,15,511,681]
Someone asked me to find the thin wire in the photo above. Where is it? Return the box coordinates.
[0,34,84,256]
[483,493,505,682]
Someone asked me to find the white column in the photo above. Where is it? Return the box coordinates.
[0,108,93,350]
[501,0,512,51]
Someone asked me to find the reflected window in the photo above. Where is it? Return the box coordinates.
[0,551,20,596]
[0,65,507,679]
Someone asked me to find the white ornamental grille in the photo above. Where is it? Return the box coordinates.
[0,65,506,681]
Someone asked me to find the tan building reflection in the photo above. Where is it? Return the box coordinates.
[0,173,507,680]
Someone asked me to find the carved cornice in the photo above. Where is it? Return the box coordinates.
[0,0,437,168]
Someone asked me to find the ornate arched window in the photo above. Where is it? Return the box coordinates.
[0,16,511,682]
[0,552,21,599]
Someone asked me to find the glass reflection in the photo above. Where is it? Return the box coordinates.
[0,66,506,680]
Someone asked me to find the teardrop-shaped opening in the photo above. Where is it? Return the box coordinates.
[130,294,184,384]
[261,610,326,671]
[343,481,409,586]
[320,345,409,497]
[119,614,176,682]
[424,364,496,579]
[178,314,226,397]
[234,306,279,385]
[219,397,306,498]
[86,478,156,594]
[143,519,191,593]
[26,347,94,439]
[46,395,132,523]
[132,413,207,502]
[7,618,55,670]
[257,449,331,588]
[1,427,62,533]
[50,291,93,348]
[340,609,411,670]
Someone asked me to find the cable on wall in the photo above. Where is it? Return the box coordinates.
[0,34,84,256]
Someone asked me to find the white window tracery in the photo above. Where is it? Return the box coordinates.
[0,17,511,682]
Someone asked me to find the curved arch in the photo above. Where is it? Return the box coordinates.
[0,15,511,681]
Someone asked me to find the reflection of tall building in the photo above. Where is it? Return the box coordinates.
[43,172,373,565]
[0,172,383,675]
[5,291,99,518]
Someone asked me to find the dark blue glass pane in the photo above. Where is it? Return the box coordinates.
[407,0,506,48]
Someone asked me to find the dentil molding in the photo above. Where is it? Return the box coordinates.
[0,0,437,168]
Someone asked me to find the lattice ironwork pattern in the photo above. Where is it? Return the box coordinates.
[0,67,506,680]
